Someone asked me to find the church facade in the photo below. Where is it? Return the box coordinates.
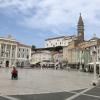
[63,14,85,65]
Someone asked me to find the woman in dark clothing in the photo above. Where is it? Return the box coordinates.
[11,66,18,80]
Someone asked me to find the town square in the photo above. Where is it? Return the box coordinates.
[0,68,98,100]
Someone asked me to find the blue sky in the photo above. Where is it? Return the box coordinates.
[0,0,100,48]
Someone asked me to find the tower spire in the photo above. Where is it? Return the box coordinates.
[77,13,84,41]
[78,13,84,25]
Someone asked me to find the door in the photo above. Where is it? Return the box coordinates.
[6,61,9,67]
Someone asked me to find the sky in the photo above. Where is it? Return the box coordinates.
[0,0,100,48]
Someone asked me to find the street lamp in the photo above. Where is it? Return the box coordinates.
[92,49,99,86]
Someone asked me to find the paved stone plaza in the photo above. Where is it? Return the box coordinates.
[0,68,99,100]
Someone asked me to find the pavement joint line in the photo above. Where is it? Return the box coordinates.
[0,95,20,100]
[66,91,77,94]
[65,86,94,100]
[83,93,100,99]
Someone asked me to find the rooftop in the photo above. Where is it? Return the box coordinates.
[45,35,75,41]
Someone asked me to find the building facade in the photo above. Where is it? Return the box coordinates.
[78,35,100,65]
[16,43,31,67]
[0,35,31,68]
[31,50,52,64]
[45,36,75,48]
[63,14,85,67]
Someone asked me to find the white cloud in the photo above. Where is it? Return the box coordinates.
[0,0,100,38]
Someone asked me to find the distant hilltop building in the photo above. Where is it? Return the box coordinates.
[45,13,84,48]
[45,35,75,48]
[0,35,31,68]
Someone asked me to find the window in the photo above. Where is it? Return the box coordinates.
[12,46,15,50]
[12,54,14,58]
[23,49,24,52]
[98,49,99,54]
[18,54,20,58]
[1,44,5,50]
[98,56,100,60]
[1,45,3,49]
[7,45,11,49]
[27,55,29,59]
[94,46,97,49]
[1,51,4,57]
[19,48,20,51]
[23,54,24,58]
[6,53,8,57]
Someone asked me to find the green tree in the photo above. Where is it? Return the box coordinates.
[55,46,63,52]
[31,45,36,50]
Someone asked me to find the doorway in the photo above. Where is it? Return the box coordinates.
[6,61,9,67]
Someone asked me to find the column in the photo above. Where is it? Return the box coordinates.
[79,50,82,70]
[5,44,7,58]
[92,51,98,85]
[15,45,18,66]
[4,44,7,67]
[29,48,31,60]
[10,45,12,67]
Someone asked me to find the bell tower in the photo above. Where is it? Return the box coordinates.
[77,13,84,42]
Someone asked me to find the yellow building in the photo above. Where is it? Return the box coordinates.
[63,14,84,67]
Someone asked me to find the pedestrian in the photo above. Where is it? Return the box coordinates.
[55,60,59,70]
[11,65,18,80]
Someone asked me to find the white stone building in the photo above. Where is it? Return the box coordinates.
[53,51,63,62]
[45,36,75,48]
[0,35,31,68]
[88,37,100,63]
[31,50,52,64]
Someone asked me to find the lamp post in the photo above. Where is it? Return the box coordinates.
[92,49,99,86]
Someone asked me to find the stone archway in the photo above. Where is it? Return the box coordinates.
[6,61,9,67]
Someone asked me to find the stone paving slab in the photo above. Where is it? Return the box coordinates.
[10,92,75,100]
[71,88,86,93]
[7,87,100,100]
[1,87,100,100]
[85,87,100,97]
[71,86,100,100]
[73,95,100,100]
[0,96,9,100]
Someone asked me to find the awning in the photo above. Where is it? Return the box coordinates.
[30,61,38,64]
[88,62,100,65]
